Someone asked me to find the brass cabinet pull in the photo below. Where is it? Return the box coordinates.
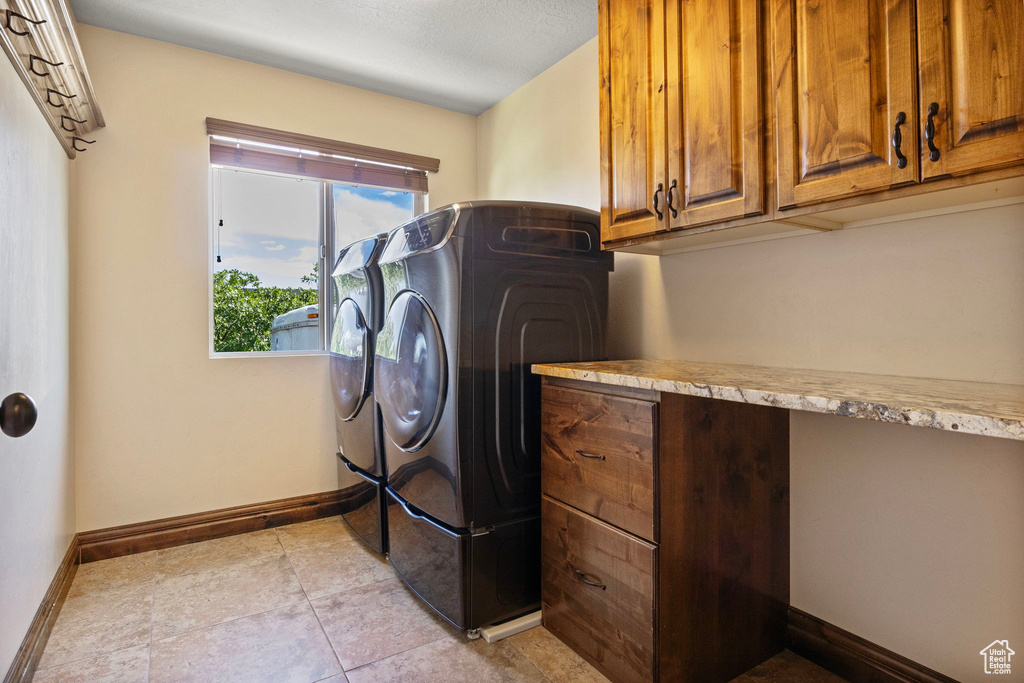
[652,183,664,220]
[924,102,941,162]
[891,112,908,169]
[575,449,606,461]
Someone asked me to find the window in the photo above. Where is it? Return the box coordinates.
[208,119,435,355]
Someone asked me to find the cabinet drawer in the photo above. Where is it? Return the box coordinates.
[541,383,657,541]
[541,495,656,683]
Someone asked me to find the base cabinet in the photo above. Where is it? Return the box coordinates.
[542,496,656,683]
[540,378,790,682]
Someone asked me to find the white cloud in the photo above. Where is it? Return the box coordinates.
[333,189,414,249]
[294,245,319,262]
[214,225,242,248]
[217,168,319,241]
[264,244,286,251]
[218,254,316,289]
[382,191,399,196]
[259,240,276,245]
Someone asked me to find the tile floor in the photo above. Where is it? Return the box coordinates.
[34,517,612,682]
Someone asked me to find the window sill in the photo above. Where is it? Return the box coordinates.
[209,350,328,359]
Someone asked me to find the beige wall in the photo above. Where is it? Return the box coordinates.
[0,60,75,671]
[477,39,600,210]
[72,26,477,531]
[477,38,1024,682]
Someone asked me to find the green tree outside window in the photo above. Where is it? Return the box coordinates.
[213,267,319,352]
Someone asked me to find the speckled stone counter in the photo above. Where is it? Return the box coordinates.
[532,359,1024,441]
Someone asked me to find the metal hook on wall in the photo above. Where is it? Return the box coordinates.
[60,114,86,132]
[29,54,64,77]
[71,137,95,152]
[45,88,76,108]
[4,9,46,36]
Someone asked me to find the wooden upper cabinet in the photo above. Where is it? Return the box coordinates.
[665,0,764,228]
[771,0,919,209]
[599,0,667,243]
[598,0,1024,250]
[916,0,1024,179]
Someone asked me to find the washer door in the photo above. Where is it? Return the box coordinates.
[330,298,370,421]
[375,290,447,452]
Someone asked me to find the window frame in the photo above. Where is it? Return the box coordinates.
[207,164,425,359]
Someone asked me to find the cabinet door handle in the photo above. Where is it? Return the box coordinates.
[574,568,607,590]
[652,183,664,220]
[924,102,941,162]
[575,449,606,461]
[891,112,908,169]
[667,179,679,218]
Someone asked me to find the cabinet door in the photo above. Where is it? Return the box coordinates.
[771,0,918,208]
[599,0,667,243]
[917,0,1024,179]
[665,0,763,228]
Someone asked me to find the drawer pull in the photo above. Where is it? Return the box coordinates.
[574,568,607,590]
[575,449,606,461]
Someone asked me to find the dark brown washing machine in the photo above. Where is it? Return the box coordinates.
[373,201,612,630]
[331,233,389,553]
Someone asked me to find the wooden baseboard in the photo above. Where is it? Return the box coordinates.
[787,607,957,683]
[2,537,79,683]
[78,489,352,563]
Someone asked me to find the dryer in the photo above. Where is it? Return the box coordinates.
[374,201,612,630]
[330,232,388,553]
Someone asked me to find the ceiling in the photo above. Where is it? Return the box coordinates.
[69,0,598,115]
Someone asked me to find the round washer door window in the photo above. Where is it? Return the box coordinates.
[375,291,447,452]
[330,298,370,421]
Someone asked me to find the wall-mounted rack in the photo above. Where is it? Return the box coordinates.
[1,0,104,158]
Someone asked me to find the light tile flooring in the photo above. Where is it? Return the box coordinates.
[34,517,612,682]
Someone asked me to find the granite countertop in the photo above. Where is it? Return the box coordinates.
[532,359,1024,441]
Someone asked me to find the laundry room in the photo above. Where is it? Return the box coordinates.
[1,1,1022,682]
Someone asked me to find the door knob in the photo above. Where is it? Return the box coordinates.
[1,393,38,438]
